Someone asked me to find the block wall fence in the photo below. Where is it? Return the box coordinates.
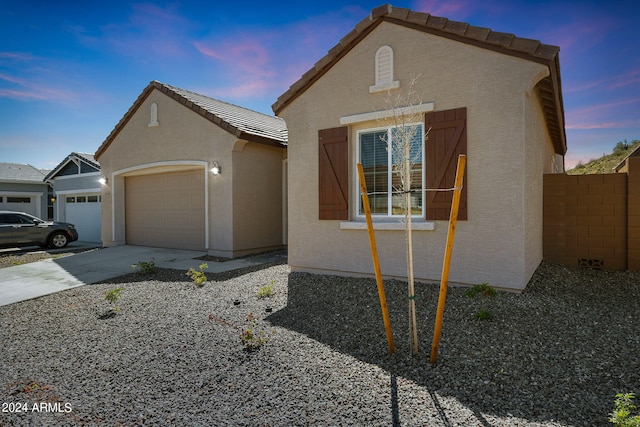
[543,156,640,271]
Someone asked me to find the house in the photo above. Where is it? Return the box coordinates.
[95,81,287,257]
[273,4,566,290]
[44,152,102,242]
[614,143,640,173]
[0,162,51,219]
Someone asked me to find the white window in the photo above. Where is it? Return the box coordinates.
[369,45,400,93]
[357,123,424,216]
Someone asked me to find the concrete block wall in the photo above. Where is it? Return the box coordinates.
[543,173,628,270]
[628,157,640,270]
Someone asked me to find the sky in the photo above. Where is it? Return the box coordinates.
[1,1,639,170]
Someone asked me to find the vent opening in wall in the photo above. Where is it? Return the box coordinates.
[149,102,159,127]
[369,45,400,93]
[578,258,604,270]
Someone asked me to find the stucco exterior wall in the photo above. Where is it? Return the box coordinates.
[279,22,553,290]
[98,88,284,256]
[231,142,285,257]
[522,82,561,283]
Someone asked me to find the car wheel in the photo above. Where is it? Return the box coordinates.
[49,232,69,248]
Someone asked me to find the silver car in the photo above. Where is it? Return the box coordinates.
[0,211,79,249]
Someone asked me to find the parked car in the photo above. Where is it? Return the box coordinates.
[0,211,78,249]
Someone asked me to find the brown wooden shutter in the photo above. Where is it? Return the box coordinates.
[319,126,349,220]
[425,107,467,220]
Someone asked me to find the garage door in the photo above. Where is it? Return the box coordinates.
[65,194,102,242]
[125,170,205,251]
[0,196,37,216]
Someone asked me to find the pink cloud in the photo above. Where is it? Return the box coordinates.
[566,97,640,129]
[0,70,80,104]
[565,67,640,94]
[192,6,365,102]
[194,37,275,78]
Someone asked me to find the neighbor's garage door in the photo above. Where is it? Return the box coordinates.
[0,196,37,216]
[125,170,205,251]
[65,194,102,242]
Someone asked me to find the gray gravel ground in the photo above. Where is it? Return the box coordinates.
[0,259,638,426]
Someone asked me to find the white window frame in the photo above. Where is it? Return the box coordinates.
[355,122,425,218]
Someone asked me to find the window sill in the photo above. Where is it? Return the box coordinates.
[369,80,400,93]
[340,221,435,231]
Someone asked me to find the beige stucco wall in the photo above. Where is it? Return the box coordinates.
[231,142,285,257]
[279,22,557,290]
[98,88,284,256]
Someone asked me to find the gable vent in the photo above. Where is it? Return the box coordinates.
[370,45,400,93]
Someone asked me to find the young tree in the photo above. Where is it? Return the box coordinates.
[379,75,429,355]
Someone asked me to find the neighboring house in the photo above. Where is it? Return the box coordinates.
[95,81,287,257]
[273,5,566,290]
[0,162,51,219]
[44,152,102,243]
[614,143,640,173]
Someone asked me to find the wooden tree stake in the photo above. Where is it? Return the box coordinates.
[430,154,466,364]
[357,163,395,354]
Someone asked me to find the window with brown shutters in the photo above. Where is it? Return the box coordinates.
[425,107,467,220]
[319,127,349,220]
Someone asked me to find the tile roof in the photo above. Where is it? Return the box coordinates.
[0,162,47,183]
[272,3,566,156]
[44,152,101,182]
[96,81,287,159]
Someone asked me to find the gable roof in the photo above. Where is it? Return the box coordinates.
[44,152,101,182]
[95,81,287,160]
[0,162,47,184]
[272,3,566,156]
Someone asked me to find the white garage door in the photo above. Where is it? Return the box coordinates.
[125,170,205,251]
[65,194,102,242]
[0,196,37,216]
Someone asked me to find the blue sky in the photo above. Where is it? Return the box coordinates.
[1,1,638,170]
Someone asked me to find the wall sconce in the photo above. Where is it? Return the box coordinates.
[210,161,221,175]
[50,196,56,203]
[99,176,108,185]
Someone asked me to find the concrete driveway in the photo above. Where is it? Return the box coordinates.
[0,245,286,307]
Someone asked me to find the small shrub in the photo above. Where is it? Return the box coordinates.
[257,283,274,298]
[240,313,270,351]
[464,283,497,299]
[104,288,123,313]
[132,260,155,274]
[474,308,493,320]
[186,263,208,286]
[465,283,497,321]
[610,393,640,426]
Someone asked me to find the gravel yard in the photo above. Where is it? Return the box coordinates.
[0,259,638,426]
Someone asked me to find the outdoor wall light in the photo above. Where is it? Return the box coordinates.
[99,176,108,185]
[211,161,221,175]
[50,196,56,203]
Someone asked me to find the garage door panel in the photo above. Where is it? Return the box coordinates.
[65,196,102,242]
[125,170,205,251]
